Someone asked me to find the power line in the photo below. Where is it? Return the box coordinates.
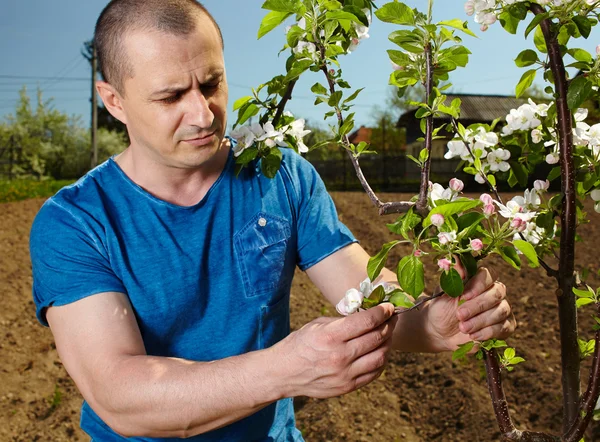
[0,74,88,81]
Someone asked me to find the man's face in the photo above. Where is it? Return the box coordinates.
[117,15,228,169]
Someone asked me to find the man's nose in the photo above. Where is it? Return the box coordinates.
[186,90,214,129]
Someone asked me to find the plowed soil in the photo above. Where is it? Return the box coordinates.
[2,192,600,441]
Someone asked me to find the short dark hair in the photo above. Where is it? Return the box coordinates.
[94,0,224,94]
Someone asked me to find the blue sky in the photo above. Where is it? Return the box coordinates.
[1,1,598,132]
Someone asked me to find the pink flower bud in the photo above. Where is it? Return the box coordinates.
[438,258,452,272]
[449,178,464,193]
[534,179,549,192]
[329,69,335,76]
[414,249,422,257]
[470,239,484,252]
[480,193,494,205]
[511,217,527,232]
[597,45,600,56]
[438,231,456,245]
[464,0,475,16]
[483,204,495,217]
[431,214,445,227]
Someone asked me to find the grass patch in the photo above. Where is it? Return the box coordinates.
[0,179,74,203]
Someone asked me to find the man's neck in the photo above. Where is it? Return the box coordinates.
[114,138,230,207]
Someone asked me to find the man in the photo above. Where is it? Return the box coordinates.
[29,1,515,440]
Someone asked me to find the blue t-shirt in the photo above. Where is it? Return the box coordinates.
[30,146,356,441]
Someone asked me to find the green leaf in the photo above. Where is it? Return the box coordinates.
[285,59,314,82]
[400,208,422,239]
[235,103,260,126]
[533,26,547,53]
[438,19,477,38]
[233,96,253,111]
[510,161,529,187]
[343,87,364,105]
[504,348,516,360]
[235,146,258,165]
[516,69,537,99]
[487,174,496,187]
[397,255,425,299]
[388,290,415,309]
[499,10,520,34]
[440,268,464,298]
[573,287,593,298]
[261,148,283,178]
[567,76,593,111]
[525,12,549,38]
[369,285,386,304]
[568,48,593,64]
[375,2,415,25]
[456,212,485,236]
[311,82,329,96]
[548,166,561,182]
[512,240,540,268]
[576,298,595,308]
[286,24,306,48]
[459,253,478,279]
[500,246,521,270]
[328,90,343,107]
[368,240,400,281]
[515,49,539,68]
[261,0,302,13]
[258,11,292,39]
[387,50,411,67]
[452,341,475,361]
[423,200,482,228]
[573,16,592,39]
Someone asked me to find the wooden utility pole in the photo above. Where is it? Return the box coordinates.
[90,43,98,169]
[83,40,98,169]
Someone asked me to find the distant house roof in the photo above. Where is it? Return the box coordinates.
[397,93,528,128]
[348,125,372,144]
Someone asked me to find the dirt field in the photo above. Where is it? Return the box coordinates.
[2,192,600,441]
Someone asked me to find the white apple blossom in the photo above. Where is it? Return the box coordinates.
[534,180,550,192]
[591,189,600,202]
[495,194,537,221]
[293,40,318,62]
[486,148,511,172]
[348,9,371,53]
[438,231,458,245]
[514,222,547,246]
[531,129,543,144]
[336,277,395,316]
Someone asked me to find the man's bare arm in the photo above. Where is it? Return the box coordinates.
[47,289,396,438]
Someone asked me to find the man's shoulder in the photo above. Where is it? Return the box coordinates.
[33,160,116,230]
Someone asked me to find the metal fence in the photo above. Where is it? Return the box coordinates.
[311,155,466,192]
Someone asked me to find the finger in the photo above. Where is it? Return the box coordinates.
[337,303,395,341]
[467,313,516,341]
[462,267,499,301]
[453,255,467,281]
[346,315,397,361]
[457,281,506,322]
[459,299,511,335]
[350,366,386,392]
[347,337,393,380]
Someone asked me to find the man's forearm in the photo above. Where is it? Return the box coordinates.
[89,347,285,438]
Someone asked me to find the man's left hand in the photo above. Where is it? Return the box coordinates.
[425,267,516,352]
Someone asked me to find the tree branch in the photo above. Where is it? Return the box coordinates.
[483,349,561,442]
[272,80,297,127]
[312,37,415,216]
[530,3,580,432]
[416,41,435,217]
[563,306,600,441]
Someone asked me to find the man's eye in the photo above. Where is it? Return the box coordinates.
[161,93,181,104]
[202,83,220,91]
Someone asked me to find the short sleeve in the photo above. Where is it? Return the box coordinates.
[280,151,357,271]
[29,199,126,326]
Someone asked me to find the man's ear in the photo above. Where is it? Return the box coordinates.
[96,81,128,125]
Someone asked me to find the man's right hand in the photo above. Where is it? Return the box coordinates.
[273,303,398,399]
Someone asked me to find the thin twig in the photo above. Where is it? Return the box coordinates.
[393,290,445,315]
[312,35,415,216]
[272,80,297,127]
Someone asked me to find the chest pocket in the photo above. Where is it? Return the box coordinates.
[234,213,291,298]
